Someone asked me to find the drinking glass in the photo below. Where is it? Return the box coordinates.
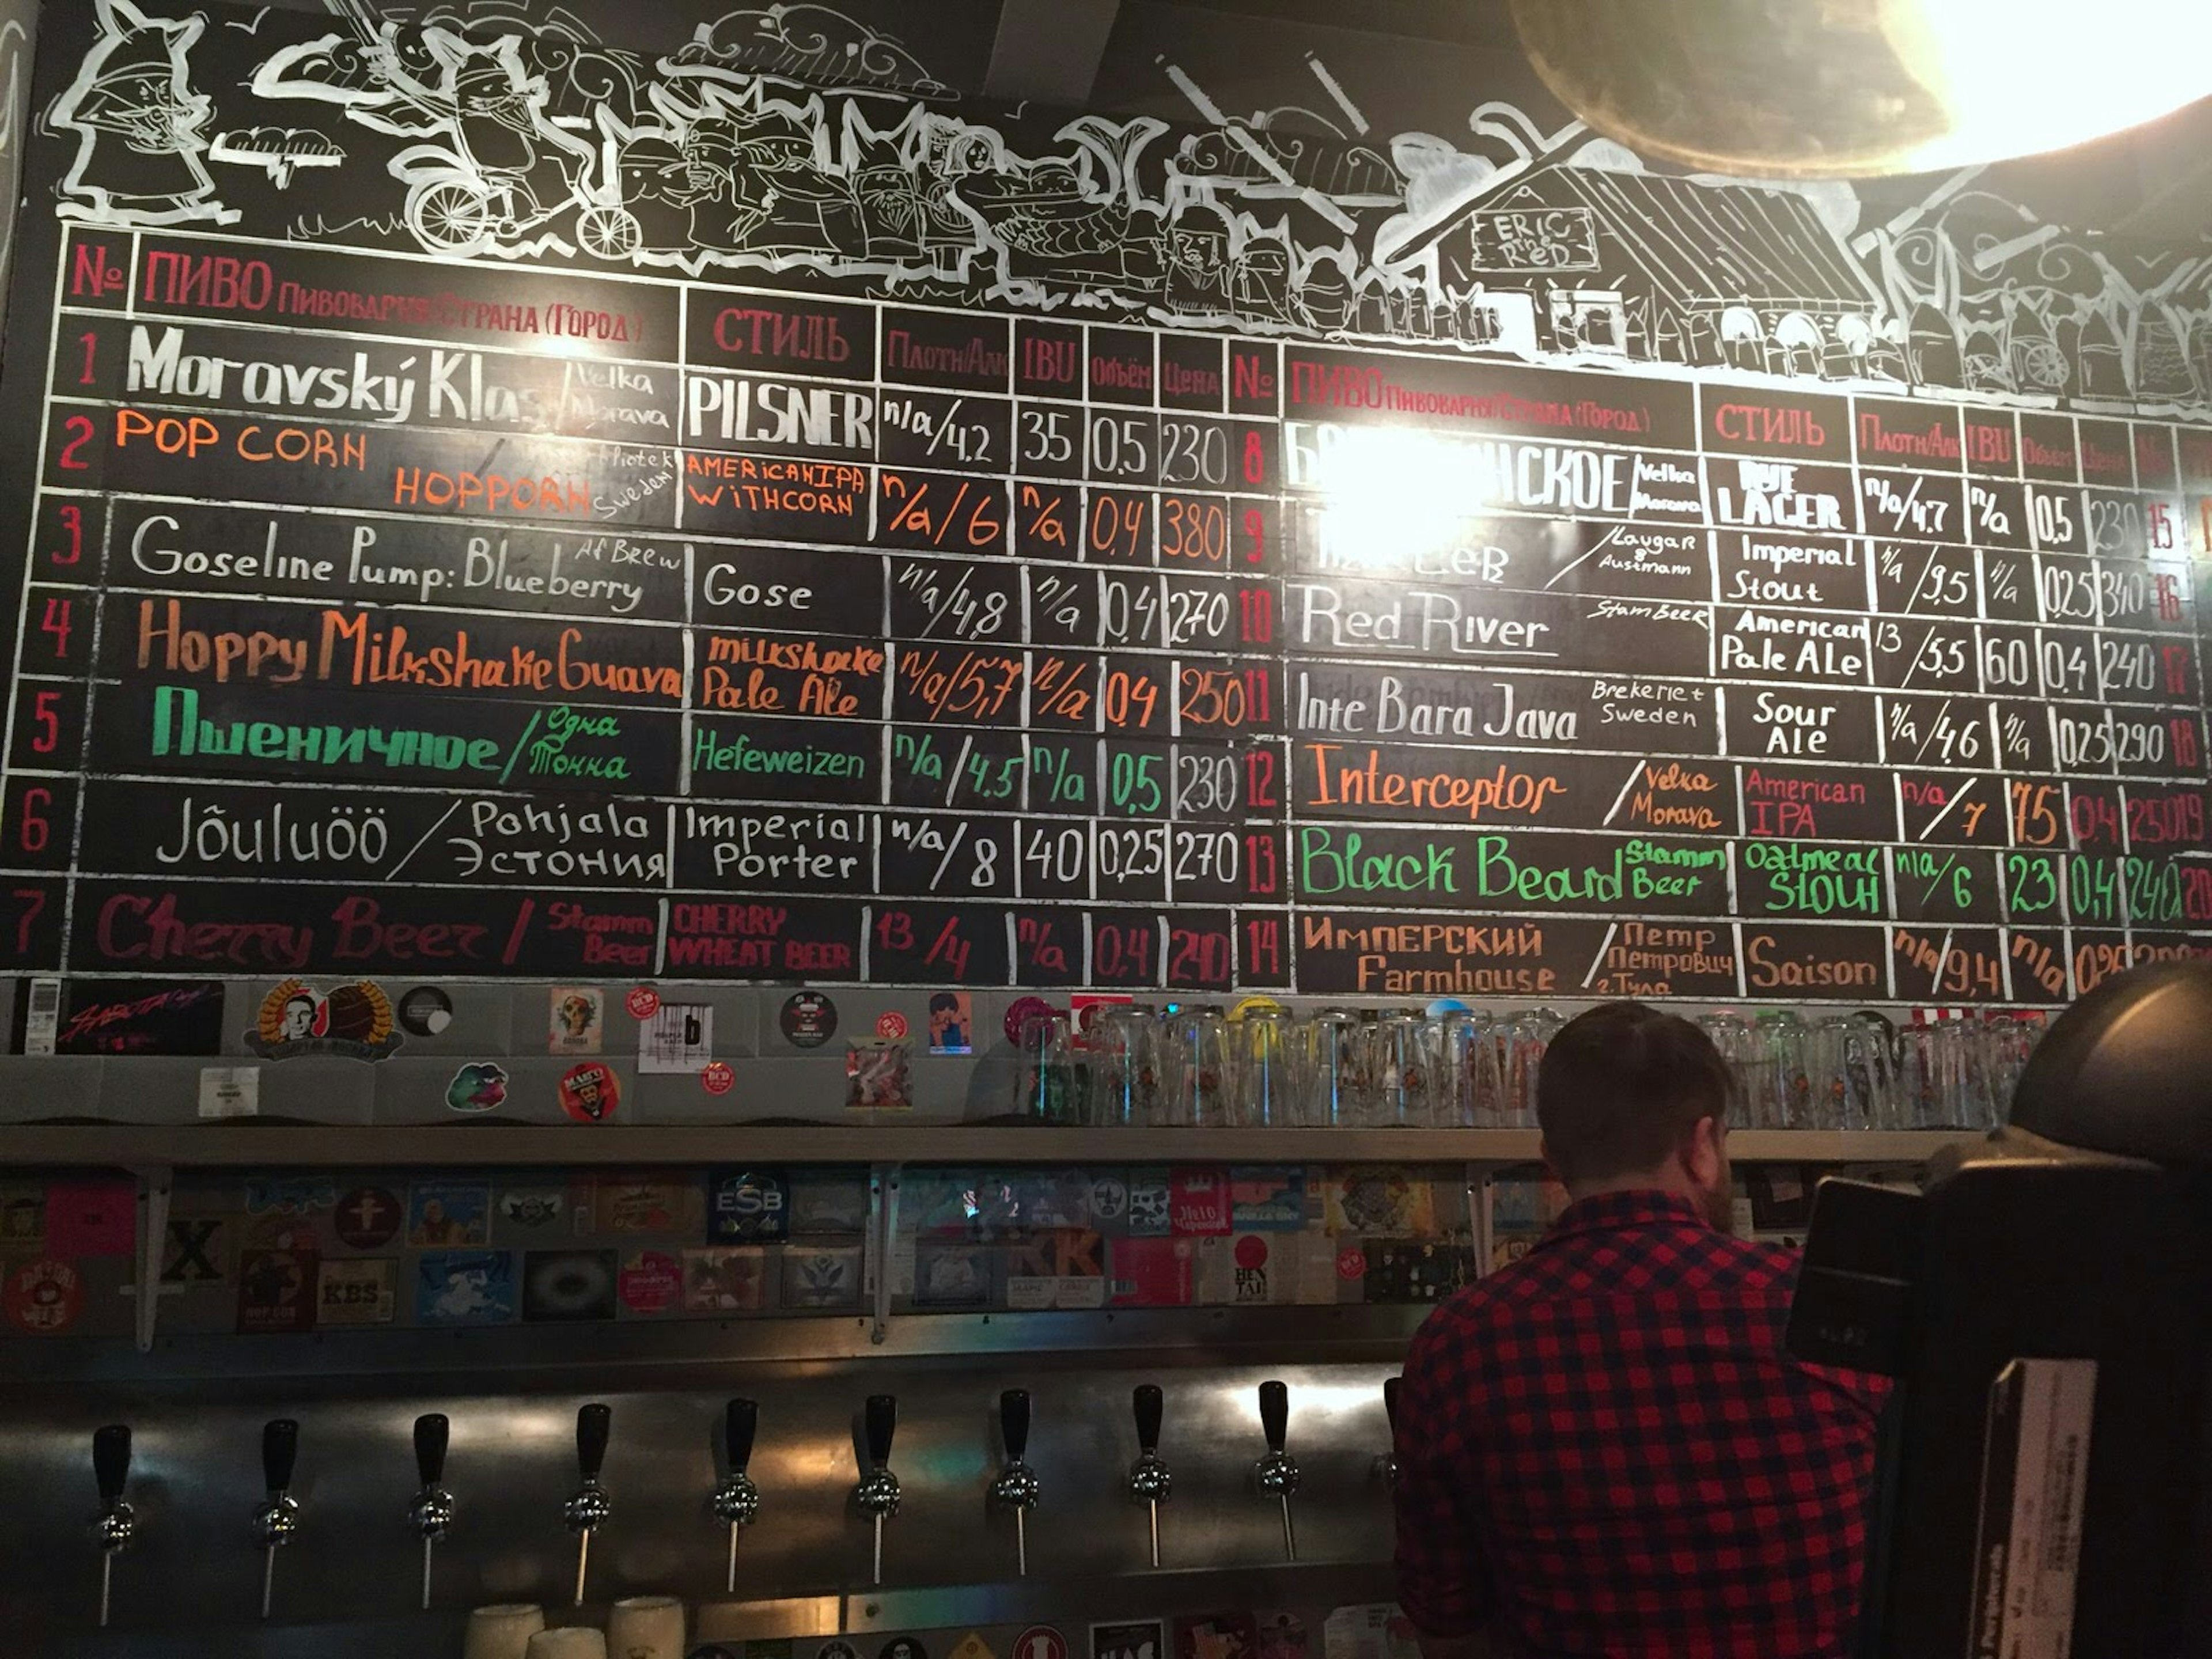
[1369,1009,1436,1127]
[1302,1009,1365,1127]
[1159,1005,1232,1126]
[1697,1011,1754,1128]
[1089,1003,1158,1128]
[1436,1009,1494,1128]
[1503,1009,1560,1128]
[1758,1010,1813,1130]
[1013,1014,1080,1123]
[1235,1005,1300,1127]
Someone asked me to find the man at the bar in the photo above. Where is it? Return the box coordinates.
[1392,1001,1888,1658]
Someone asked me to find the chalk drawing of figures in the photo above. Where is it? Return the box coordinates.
[253,24,628,259]
[48,0,235,226]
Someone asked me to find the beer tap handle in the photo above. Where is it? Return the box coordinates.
[999,1389,1030,1462]
[864,1394,896,1468]
[725,1398,758,1477]
[1259,1381,1288,1455]
[94,1424,131,1512]
[262,1419,299,1495]
[576,1403,611,1483]
[414,1414,449,1490]
[1383,1376,1402,1435]
[1132,1385,1162,1455]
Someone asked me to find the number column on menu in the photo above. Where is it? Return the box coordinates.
[0,228,130,966]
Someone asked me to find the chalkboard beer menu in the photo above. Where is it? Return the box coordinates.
[2,0,2209,1006]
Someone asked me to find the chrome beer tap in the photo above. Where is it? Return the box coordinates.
[1127,1384,1171,1567]
[853,1393,900,1588]
[1254,1380,1300,1562]
[92,1424,134,1628]
[988,1388,1041,1577]
[251,1419,301,1620]
[711,1397,762,1594]
[406,1413,454,1611]
[1377,1376,1403,1487]
[562,1403,613,1607]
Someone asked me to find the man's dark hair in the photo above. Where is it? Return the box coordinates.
[1536,1001,1734,1183]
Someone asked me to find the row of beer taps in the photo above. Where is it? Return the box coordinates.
[86,1378,1405,1627]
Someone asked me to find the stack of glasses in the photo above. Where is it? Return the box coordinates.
[1017,1006,1565,1128]
[1015,1006,2051,1134]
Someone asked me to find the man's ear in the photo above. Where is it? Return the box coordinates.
[1681,1116,1725,1187]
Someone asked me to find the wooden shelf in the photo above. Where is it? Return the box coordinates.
[0,1123,1983,1168]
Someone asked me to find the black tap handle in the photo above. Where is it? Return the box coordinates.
[1259,1380,1288,1454]
[725,1399,759,1475]
[262,1419,298,1494]
[999,1389,1030,1461]
[864,1394,897,1467]
[414,1414,449,1488]
[1383,1376,1402,1434]
[1132,1384,1162,1454]
[94,1425,131,1509]
[576,1403,611,1482]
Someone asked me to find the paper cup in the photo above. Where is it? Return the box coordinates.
[463,1604,547,1659]
[605,1595,688,1659]
[525,1629,608,1659]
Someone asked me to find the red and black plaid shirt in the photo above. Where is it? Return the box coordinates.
[1393,1190,1887,1659]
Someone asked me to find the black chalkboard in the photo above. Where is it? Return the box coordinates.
[2,0,2210,1004]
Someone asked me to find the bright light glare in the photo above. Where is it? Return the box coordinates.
[1888,0,2212,169]
[1314,426,1476,570]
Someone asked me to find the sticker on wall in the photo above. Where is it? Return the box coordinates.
[243,1213,324,1256]
[56,979,225,1055]
[246,979,402,1061]
[709,1169,789,1242]
[416,1251,515,1326]
[237,1249,317,1334]
[926,991,972,1054]
[779,990,838,1048]
[616,1249,681,1315]
[197,1066,259,1119]
[914,1242,995,1309]
[244,1178,336,1217]
[407,1182,490,1249]
[638,1003,711,1073]
[846,1041,911,1110]
[1012,1630,1065,1659]
[946,1635,998,1659]
[1323,1168,1435,1238]
[874,1010,910,1041]
[316,1257,395,1326]
[497,1187,566,1234]
[3,1257,84,1335]
[523,1249,617,1322]
[396,986,454,1039]
[1108,1237,1195,1308]
[882,1638,930,1659]
[0,1184,45,1247]
[818,1642,862,1659]
[681,1246,768,1312]
[160,1216,228,1283]
[624,985,661,1020]
[446,1062,510,1115]
[789,1173,869,1236]
[1255,1612,1309,1659]
[781,1245,862,1310]
[334,1187,403,1251]
[700,1059,736,1096]
[1067,993,1128,1044]
[46,1180,136,1256]
[1092,1622,1166,1659]
[1167,1169,1233,1236]
[1336,1247,1369,1282]
[1229,1168,1306,1232]
[1365,1241,1474,1304]
[1175,1613,1257,1659]
[1003,997,1054,1046]
[559,1060,621,1123]
[601,1177,703,1235]
[550,987,605,1055]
